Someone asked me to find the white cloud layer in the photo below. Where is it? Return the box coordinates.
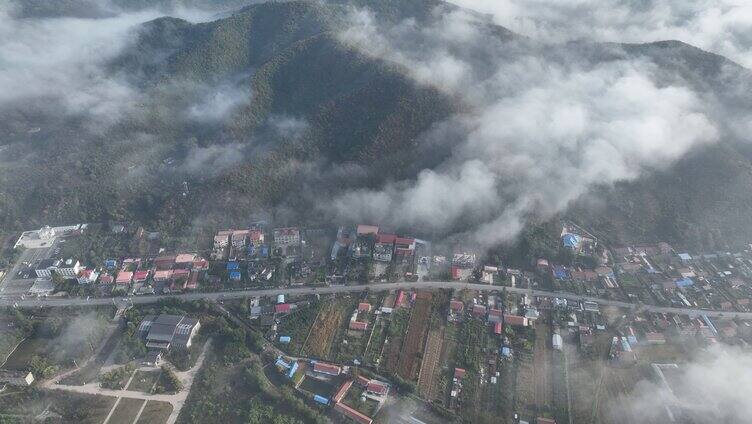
[334,8,723,247]
[449,0,752,68]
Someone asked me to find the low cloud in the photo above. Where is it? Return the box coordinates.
[0,2,221,130]
[333,7,723,248]
[448,0,752,69]
[612,345,752,422]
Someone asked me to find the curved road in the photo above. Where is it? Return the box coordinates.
[2,281,750,319]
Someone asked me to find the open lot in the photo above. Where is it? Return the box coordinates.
[127,369,161,393]
[302,299,351,359]
[108,397,145,424]
[137,401,173,424]
[0,389,117,423]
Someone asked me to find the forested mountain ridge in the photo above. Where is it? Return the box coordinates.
[1,0,751,251]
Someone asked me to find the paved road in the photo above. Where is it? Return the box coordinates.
[3,281,751,319]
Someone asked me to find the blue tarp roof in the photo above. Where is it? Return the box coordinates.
[260,246,269,257]
[676,277,694,287]
[562,233,579,248]
[501,346,512,357]
[313,395,329,405]
[229,270,241,280]
[553,265,568,280]
[227,261,239,270]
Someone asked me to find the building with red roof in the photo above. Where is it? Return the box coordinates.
[275,303,292,314]
[185,271,200,290]
[504,314,528,327]
[153,270,173,281]
[356,224,379,236]
[355,375,370,387]
[450,300,464,312]
[154,255,176,270]
[333,380,353,403]
[175,253,196,264]
[366,380,389,396]
[454,368,466,379]
[488,308,503,323]
[313,362,341,376]
[116,271,133,285]
[494,322,503,335]
[394,237,415,255]
[133,270,150,282]
[537,418,556,424]
[395,290,406,307]
[334,403,372,424]
[472,305,487,317]
[192,259,209,270]
[349,321,368,331]
[98,274,114,284]
[249,229,264,246]
[358,302,371,312]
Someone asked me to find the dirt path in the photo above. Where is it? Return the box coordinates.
[46,339,212,424]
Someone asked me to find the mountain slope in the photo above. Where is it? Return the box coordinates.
[1,0,752,251]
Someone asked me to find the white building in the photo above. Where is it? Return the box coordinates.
[273,227,301,247]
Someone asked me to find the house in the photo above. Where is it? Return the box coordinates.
[76,269,99,284]
[175,253,196,265]
[312,361,341,376]
[0,370,34,386]
[138,314,201,351]
[98,274,114,284]
[229,271,242,281]
[494,322,502,335]
[562,233,580,250]
[349,320,368,331]
[231,230,250,249]
[273,227,300,247]
[154,255,176,270]
[116,271,133,286]
[677,253,692,263]
[394,237,416,256]
[449,300,464,313]
[537,418,556,424]
[275,303,292,314]
[153,270,173,281]
[358,302,371,312]
[488,308,503,323]
[356,224,379,236]
[214,230,232,249]
[504,314,528,327]
[472,305,487,317]
[249,229,264,246]
[373,234,396,262]
[366,380,389,396]
[133,270,150,283]
[454,368,466,379]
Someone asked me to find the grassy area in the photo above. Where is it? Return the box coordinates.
[127,370,161,393]
[108,398,146,424]
[275,302,322,355]
[137,401,173,424]
[299,375,337,397]
[2,337,47,370]
[59,362,101,385]
[0,389,116,423]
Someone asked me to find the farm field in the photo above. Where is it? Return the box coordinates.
[302,299,352,359]
[363,316,387,367]
[397,291,433,380]
[417,326,444,399]
[275,302,321,355]
[108,398,146,424]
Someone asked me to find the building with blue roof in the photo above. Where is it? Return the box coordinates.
[105,259,117,269]
[260,246,269,258]
[562,233,580,249]
[676,277,694,288]
[313,395,329,405]
[229,270,241,281]
[226,261,239,270]
[552,265,568,280]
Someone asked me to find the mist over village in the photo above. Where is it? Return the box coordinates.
[1,1,752,424]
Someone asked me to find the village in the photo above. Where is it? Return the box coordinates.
[2,220,752,423]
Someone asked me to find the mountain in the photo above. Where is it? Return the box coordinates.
[1,0,751,251]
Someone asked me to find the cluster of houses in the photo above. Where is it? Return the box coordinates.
[273,356,389,424]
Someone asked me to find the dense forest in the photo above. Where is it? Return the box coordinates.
[1,0,752,251]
